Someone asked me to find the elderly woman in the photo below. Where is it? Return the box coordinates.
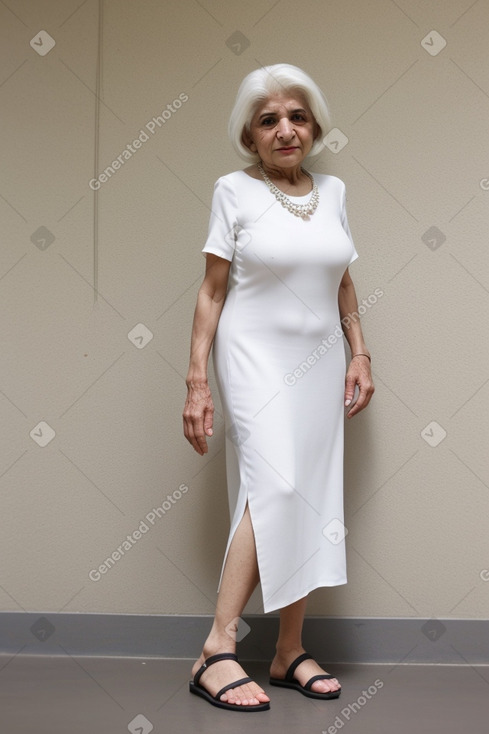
[183,63,374,712]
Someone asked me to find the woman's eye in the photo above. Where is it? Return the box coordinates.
[261,114,306,125]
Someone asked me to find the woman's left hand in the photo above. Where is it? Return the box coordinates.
[344,356,374,418]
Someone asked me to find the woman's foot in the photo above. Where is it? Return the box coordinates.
[191,648,270,707]
[270,647,341,695]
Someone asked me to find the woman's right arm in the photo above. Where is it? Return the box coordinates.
[183,253,231,455]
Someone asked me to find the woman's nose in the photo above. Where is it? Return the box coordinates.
[277,117,294,139]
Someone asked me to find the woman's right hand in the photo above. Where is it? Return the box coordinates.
[183,254,230,455]
[183,381,215,455]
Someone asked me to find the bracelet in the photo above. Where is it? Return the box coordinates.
[352,353,371,363]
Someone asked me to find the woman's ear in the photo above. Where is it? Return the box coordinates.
[313,120,321,143]
[241,127,256,153]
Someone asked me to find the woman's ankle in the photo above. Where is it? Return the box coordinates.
[274,643,305,659]
[201,631,237,658]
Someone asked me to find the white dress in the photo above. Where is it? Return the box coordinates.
[202,169,358,613]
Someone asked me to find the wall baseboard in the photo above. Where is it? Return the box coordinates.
[1,613,487,664]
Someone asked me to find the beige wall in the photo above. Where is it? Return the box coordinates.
[1,0,488,620]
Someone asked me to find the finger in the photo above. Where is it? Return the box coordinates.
[347,383,374,418]
[347,386,368,417]
[192,421,209,453]
[344,376,357,406]
[203,406,214,437]
[347,397,364,418]
[192,410,211,451]
[183,417,199,454]
[183,415,207,455]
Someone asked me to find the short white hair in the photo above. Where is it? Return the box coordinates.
[228,63,331,163]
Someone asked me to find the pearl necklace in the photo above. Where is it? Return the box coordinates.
[256,161,319,219]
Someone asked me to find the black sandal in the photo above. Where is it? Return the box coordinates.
[269,652,341,699]
[189,652,270,712]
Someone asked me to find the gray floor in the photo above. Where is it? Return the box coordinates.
[0,655,487,733]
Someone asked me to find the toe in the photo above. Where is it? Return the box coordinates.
[256,690,271,703]
[310,679,328,694]
[311,677,340,694]
[221,682,268,706]
[240,682,267,705]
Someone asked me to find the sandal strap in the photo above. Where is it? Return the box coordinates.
[285,652,313,681]
[304,673,338,691]
[215,676,252,701]
[193,652,239,686]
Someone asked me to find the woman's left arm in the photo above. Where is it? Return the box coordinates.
[338,268,375,418]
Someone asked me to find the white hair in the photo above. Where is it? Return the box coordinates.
[228,63,331,163]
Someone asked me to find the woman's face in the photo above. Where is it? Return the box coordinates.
[244,91,319,170]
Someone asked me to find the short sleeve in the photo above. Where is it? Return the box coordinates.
[340,182,359,267]
[201,176,238,262]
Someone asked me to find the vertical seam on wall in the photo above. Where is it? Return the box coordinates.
[93,0,103,305]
